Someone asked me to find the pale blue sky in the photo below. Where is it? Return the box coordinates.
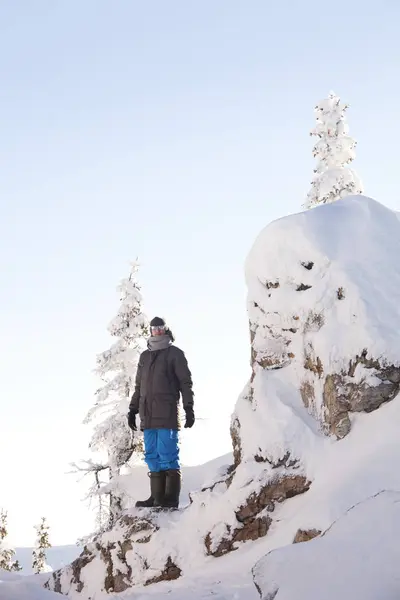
[0,0,399,545]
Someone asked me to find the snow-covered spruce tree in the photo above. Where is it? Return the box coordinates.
[304,91,363,209]
[0,510,21,572]
[32,517,51,574]
[79,261,149,530]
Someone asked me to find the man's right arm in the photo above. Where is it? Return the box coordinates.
[129,355,143,414]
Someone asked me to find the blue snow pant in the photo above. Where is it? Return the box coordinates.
[143,428,180,472]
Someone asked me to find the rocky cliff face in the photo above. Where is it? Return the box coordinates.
[45,196,400,598]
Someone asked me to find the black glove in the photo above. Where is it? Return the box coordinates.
[127,409,137,431]
[184,408,195,429]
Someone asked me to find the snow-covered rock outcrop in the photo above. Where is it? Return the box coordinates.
[233,194,400,455]
[45,195,400,598]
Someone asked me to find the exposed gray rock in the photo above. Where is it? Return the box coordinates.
[204,475,310,557]
[322,350,400,438]
[45,515,160,596]
[293,528,321,543]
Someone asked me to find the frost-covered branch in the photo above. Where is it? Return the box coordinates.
[69,459,109,476]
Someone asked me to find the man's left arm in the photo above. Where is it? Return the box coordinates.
[173,349,195,427]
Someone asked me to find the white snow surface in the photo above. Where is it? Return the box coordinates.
[0,571,61,600]
[253,490,400,600]
[0,547,82,599]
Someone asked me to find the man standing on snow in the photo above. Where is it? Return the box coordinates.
[127,317,195,509]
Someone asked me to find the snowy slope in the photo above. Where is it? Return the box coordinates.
[0,571,62,600]
[116,454,233,511]
[46,195,400,600]
[0,547,82,599]
[253,490,400,600]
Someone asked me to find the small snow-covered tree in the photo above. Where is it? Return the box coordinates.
[0,510,21,572]
[32,517,51,574]
[76,261,149,531]
[304,91,363,209]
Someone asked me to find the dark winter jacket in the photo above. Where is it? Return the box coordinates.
[129,346,194,430]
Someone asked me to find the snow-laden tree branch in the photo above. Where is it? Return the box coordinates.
[304,91,363,209]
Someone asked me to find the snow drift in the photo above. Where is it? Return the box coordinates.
[0,570,61,600]
[45,195,400,599]
[253,490,400,600]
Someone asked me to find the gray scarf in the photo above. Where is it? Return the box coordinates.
[147,334,172,352]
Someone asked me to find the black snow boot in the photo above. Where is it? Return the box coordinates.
[162,469,181,509]
[135,471,166,508]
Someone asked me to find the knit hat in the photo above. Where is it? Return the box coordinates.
[150,316,166,328]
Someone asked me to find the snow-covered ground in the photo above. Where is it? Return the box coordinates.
[118,453,233,508]
[44,387,395,600]
[106,393,400,599]
[4,412,400,600]
[0,570,61,600]
[253,490,400,600]
[18,395,398,599]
